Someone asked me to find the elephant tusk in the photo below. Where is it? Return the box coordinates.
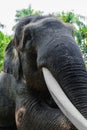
[42,67,87,130]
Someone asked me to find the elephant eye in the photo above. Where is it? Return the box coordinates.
[23,29,32,45]
[19,29,33,52]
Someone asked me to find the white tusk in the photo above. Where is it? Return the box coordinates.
[42,67,87,130]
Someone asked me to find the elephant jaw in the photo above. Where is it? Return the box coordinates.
[42,67,87,130]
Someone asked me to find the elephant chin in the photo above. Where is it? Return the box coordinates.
[42,67,87,130]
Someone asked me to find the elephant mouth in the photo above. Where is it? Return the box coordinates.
[42,67,87,130]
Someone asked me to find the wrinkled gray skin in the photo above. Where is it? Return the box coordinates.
[1,15,87,130]
[0,72,25,130]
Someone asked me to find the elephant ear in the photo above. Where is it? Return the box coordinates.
[15,26,33,52]
[4,40,22,79]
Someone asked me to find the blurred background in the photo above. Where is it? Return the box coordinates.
[0,0,87,71]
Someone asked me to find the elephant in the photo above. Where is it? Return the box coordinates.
[1,15,87,130]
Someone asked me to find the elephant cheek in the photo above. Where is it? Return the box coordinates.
[15,107,26,127]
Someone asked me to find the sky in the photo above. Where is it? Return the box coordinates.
[0,0,87,34]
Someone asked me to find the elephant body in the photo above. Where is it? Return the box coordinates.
[0,15,87,129]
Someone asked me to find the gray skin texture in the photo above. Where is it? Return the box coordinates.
[0,72,27,130]
[0,72,15,129]
[2,15,87,130]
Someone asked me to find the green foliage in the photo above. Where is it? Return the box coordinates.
[15,5,43,22]
[56,11,78,23]
[0,31,11,71]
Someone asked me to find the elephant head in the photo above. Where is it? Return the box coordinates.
[3,15,87,130]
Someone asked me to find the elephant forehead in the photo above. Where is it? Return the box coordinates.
[24,17,60,28]
[23,17,66,35]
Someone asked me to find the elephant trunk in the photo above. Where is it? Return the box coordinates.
[38,36,87,129]
[59,61,87,118]
[42,63,87,130]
